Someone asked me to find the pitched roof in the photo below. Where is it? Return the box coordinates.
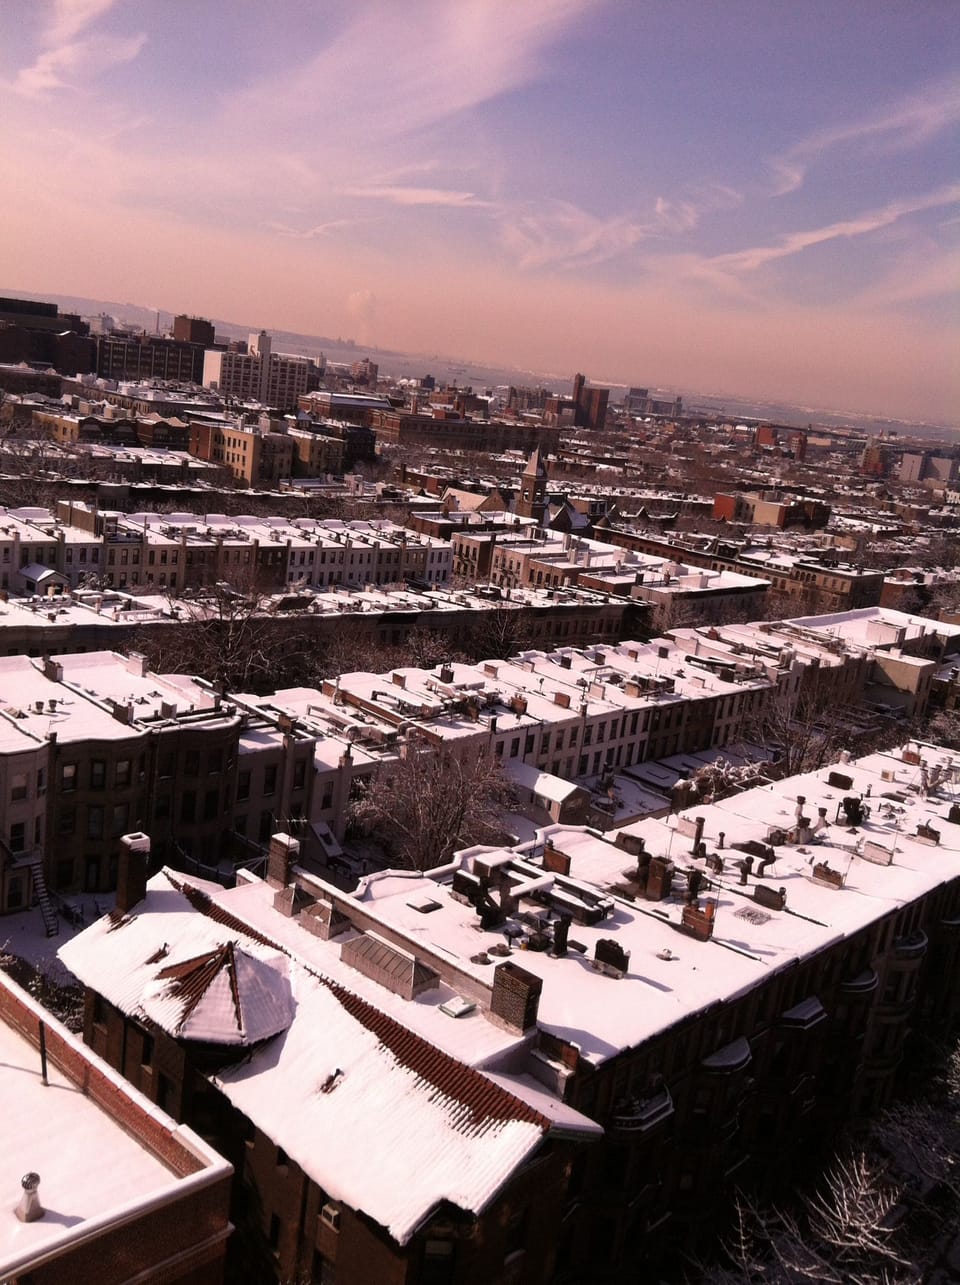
[522,446,547,478]
[60,870,553,1244]
[140,940,294,1045]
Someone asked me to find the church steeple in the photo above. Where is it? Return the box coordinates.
[517,447,548,523]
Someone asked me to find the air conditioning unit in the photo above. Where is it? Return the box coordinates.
[320,1203,341,1231]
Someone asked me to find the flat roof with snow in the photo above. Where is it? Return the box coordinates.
[0,973,229,1280]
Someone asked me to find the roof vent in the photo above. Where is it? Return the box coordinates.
[16,1172,44,1223]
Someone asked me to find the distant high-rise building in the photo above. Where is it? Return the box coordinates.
[172,313,215,346]
[0,294,95,375]
[203,330,319,410]
[572,372,609,430]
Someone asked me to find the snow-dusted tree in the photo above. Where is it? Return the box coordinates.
[686,756,771,804]
[704,1040,960,1285]
[346,742,518,870]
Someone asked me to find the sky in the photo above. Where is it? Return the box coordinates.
[0,0,958,422]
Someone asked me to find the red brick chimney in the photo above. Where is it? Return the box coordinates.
[267,833,300,889]
[116,832,151,914]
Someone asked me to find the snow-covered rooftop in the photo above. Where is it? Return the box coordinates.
[0,972,229,1279]
[58,871,597,1244]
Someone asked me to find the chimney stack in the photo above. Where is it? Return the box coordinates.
[552,914,571,958]
[267,833,300,889]
[691,816,705,854]
[116,832,150,914]
[490,961,542,1032]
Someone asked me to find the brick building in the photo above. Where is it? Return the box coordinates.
[61,739,960,1282]
[0,968,231,1285]
[61,833,593,1285]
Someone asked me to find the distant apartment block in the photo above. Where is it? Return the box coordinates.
[172,313,216,346]
[712,490,831,529]
[96,333,206,384]
[0,294,96,376]
[624,386,683,418]
[203,331,320,411]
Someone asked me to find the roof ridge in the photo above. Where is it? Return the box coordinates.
[156,941,239,1031]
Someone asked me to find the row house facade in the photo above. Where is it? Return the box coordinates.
[0,651,316,910]
[6,503,452,596]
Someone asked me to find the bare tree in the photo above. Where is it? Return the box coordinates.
[740,685,849,778]
[346,743,518,870]
[132,576,296,692]
[919,707,960,751]
[704,1040,960,1285]
[461,605,532,661]
[305,620,466,684]
[0,393,68,507]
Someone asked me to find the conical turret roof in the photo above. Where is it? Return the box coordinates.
[141,941,293,1045]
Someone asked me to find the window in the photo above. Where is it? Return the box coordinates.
[90,760,106,789]
[115,759,131,788]
[263,765,278,795]
[156,1072,175,1113]
[87,806,104,839]
[61,762,77,792]
[141,1032,154,1068]
[203,788,218,821]
[504,1208,528,1257]
[111,804,129,837]
[158,752,174,779]
[237,770,251,801]
[180,791,196,823]
[422,1240,455,1285]
[58,807,75,835]
[184,750,199,777]
[9,822,26,853]
[11,772,27,801]
[292,758,306,790]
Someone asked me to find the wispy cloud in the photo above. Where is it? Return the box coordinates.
[222,0,599,145]
[47,0,118,44]
[262,219,356,239]
[340,185,491,208]
[769,75,960,195]
[498,182,744,272]
[7,0,143,96]
[11,31,145,95]
[711,183,960,274]
[499,200,649,270]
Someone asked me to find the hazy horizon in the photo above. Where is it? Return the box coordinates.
[1,1,957,423]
